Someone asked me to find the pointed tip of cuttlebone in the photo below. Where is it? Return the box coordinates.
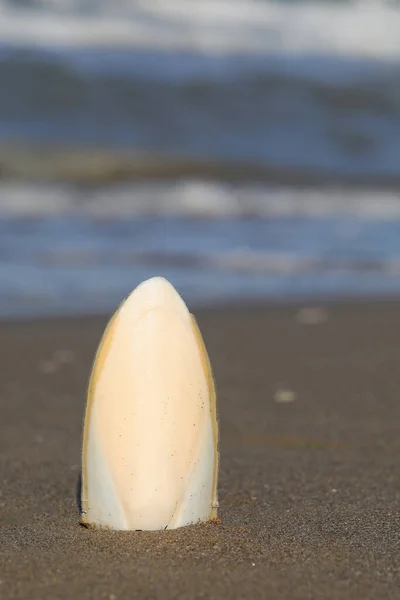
[80,277,219,531]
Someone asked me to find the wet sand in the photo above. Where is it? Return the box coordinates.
[1,302,400,599]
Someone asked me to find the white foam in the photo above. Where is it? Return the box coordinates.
[0,183,73,216]
[1,0,400,62]
[1,180,400,220]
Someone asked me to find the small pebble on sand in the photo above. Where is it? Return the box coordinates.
[296,307,328,325]
[39,349,75,374]
[274,388,297,403]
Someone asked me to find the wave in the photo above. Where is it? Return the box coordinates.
[1,179,400,219]
[2,170,400,317]
[3,213,400,319]
[34,247,400,277]
[2,2,400,179]
[1,0,400,61]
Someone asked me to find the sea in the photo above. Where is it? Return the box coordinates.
[1,0,400,318]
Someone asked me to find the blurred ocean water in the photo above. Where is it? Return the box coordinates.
[1,0,400,317]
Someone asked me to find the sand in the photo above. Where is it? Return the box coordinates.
[1,302,400,599]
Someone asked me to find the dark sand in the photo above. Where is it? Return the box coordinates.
[1,302,400,599]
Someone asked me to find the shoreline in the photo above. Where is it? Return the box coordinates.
[1,293,400,327]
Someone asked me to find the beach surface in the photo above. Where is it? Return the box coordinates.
[1,302,400,599]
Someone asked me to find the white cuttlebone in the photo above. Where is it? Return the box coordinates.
[80,277,219,530]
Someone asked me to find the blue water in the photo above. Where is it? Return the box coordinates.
[1,1,400,178]
[1,0,400,317]
[2,184,400,317]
